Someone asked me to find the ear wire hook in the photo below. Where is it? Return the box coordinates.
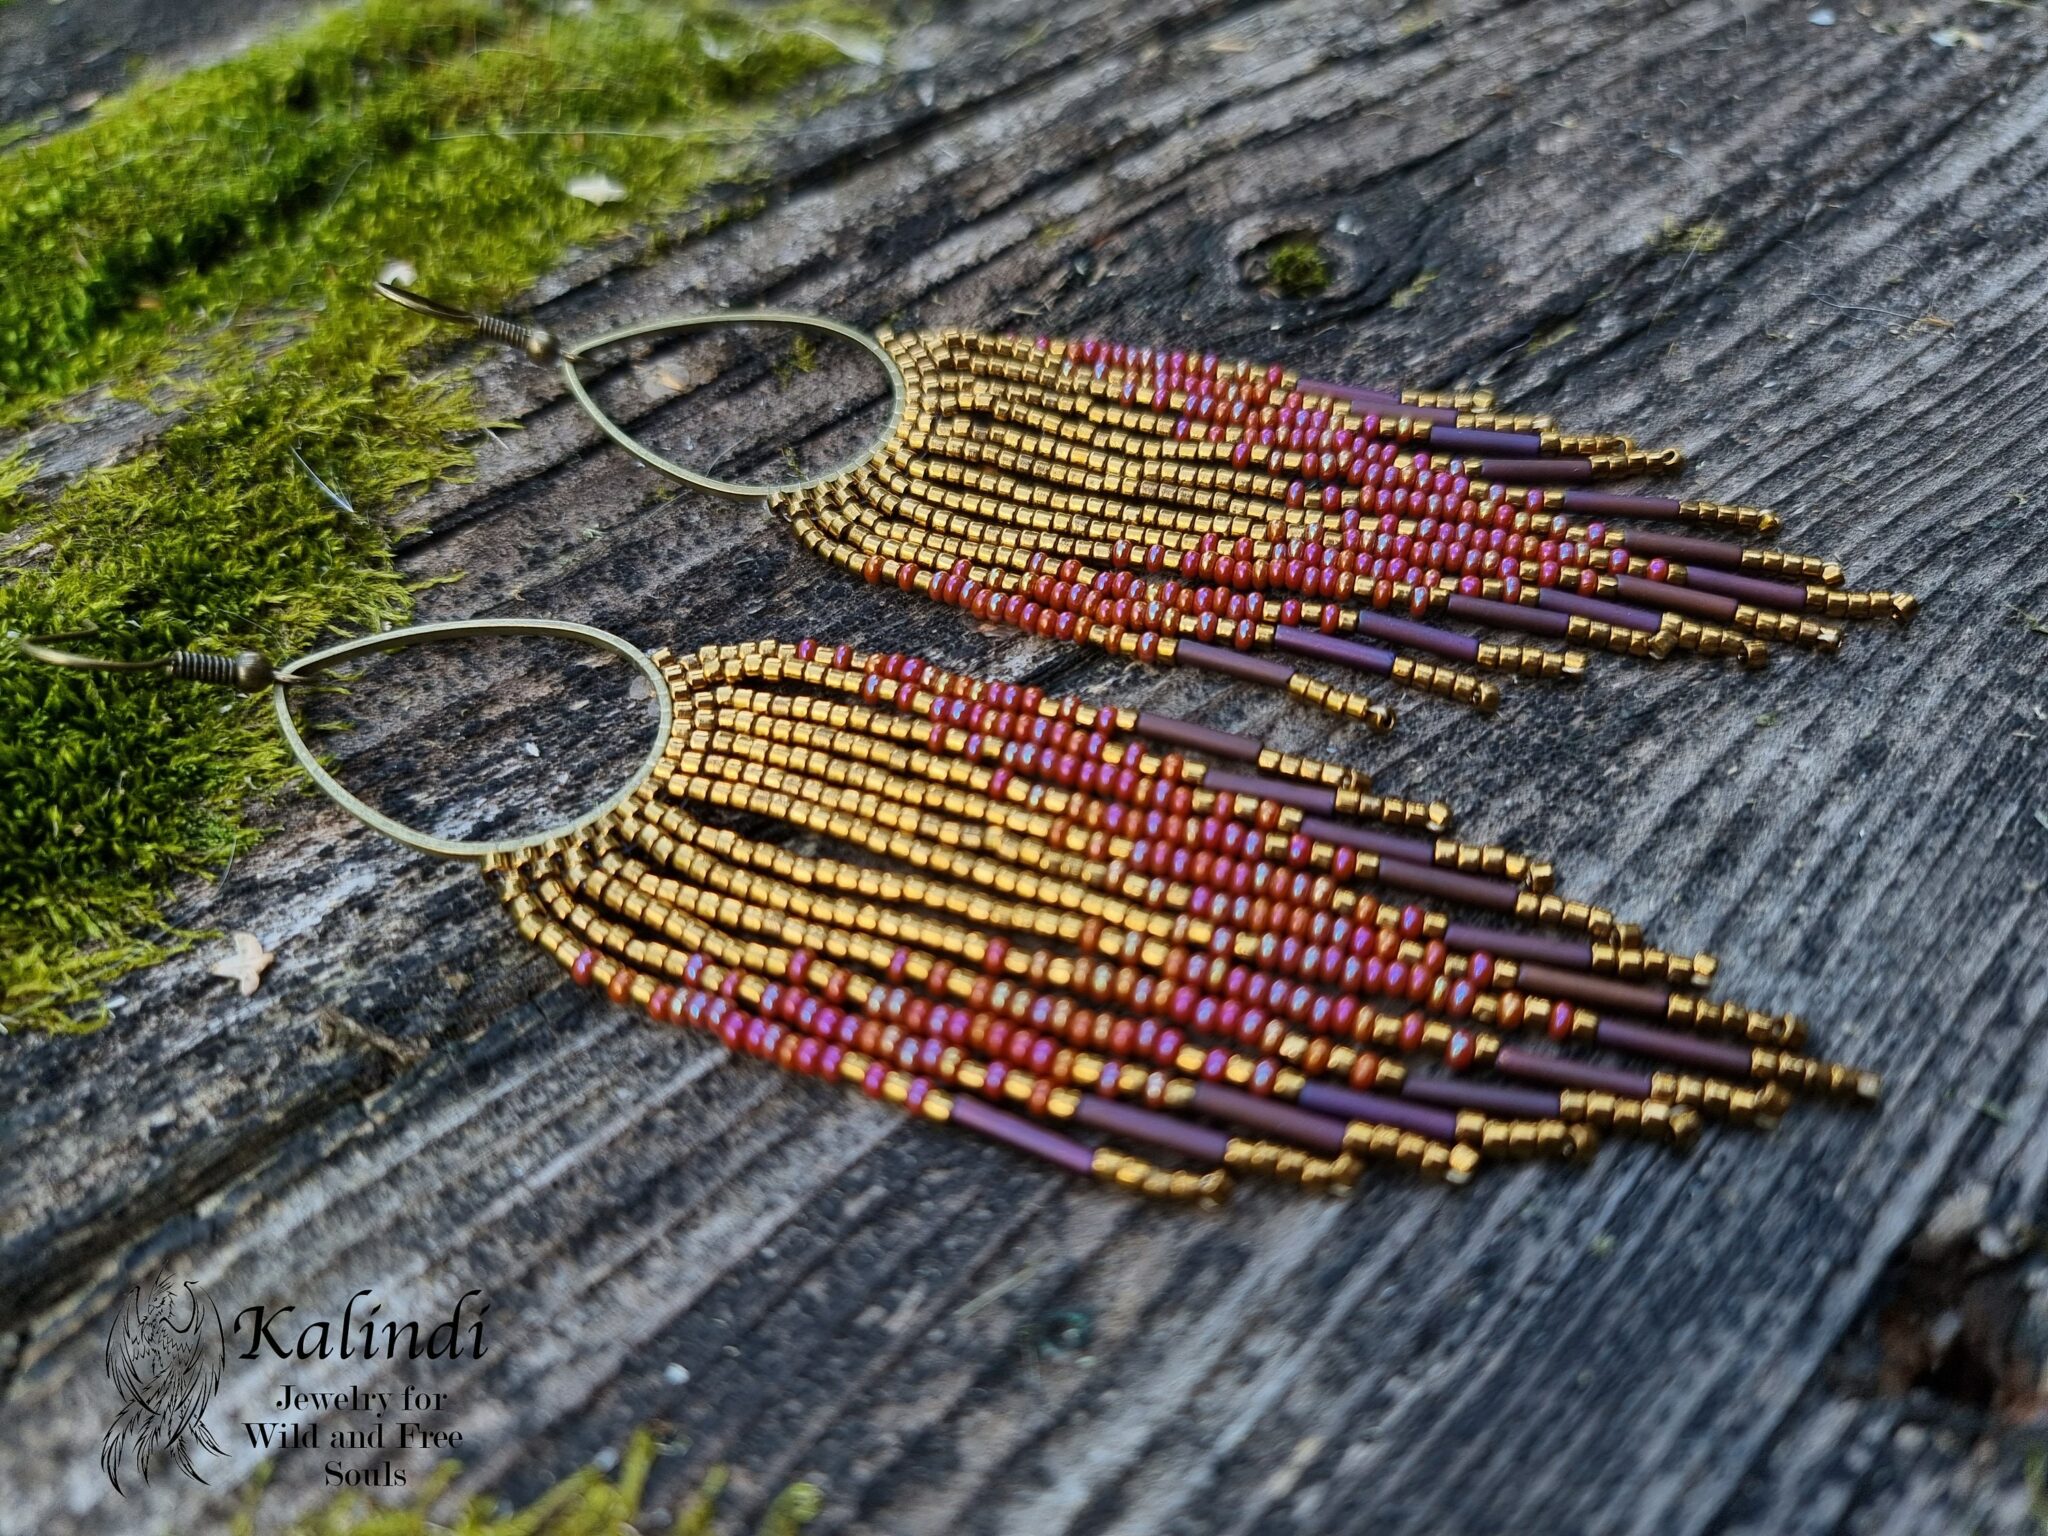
[377,275,909,502]
[373,281,566,363]
[17,627,309,692]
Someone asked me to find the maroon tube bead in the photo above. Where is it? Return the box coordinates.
[1535,586,1664,633]
[1207,768,1337,815]
[1351,610,1482,662]
[1516,961,1671,1016]
[1376,859,1520,913]
[950,1095,1099,1175]
[1613,572,1736,621]
[1444,593,1573,637]
[1595,1016,1756,1077]
[1442,922,1593,970]
[1680,565,1811,611]
[1070,1094,1232,1163]
[1430,425,1543,457]
[1482,457,1594,484]
[1135,711,1262,762]
[1292,1082,1461,1141]
[1176,638,1297,687]
[1622,529,1748,570]
[1396,1074,1564,1121]
[1188,1082,1349,1153]
[1495,1045,1653,1099]
[1560,489,1684,520]
[1298,814,1436,866]
[1272,625,1396,676]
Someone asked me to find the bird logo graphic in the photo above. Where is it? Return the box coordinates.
[101,1269,228,1494]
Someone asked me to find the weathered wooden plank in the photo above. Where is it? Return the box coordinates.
[4,0,2047,1532]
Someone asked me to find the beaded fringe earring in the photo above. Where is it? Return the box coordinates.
[23,620,1877,1198]
[378,283,1916,731]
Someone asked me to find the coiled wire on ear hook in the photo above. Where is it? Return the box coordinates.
[16,627,308,692]
[373,281,565,363]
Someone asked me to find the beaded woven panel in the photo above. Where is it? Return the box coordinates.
[776,329,1912,729]
[493,637,1875,1200]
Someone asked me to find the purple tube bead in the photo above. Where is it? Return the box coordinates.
[1516,961,1671,1016]
[1292,1083,1460,1141]
[1187,1082,1349,1153]
[1495,1045,1653,1099]
[1680,565,1811,612]
[1134,711,1262,762]
[1534,586,1664,633]
[1481,457,1594,484]
[950,1095,1099,1176]
[1272,625,1395,676]
[1430,425,1543,457]
[1376,859,1520,913]
[1070,1094,1232,1163]
[1595,1016,1756,1077]
[1176,638,1296,687]
[1444,593,1573,637]
[1560,489,1684,520]
[1397,1075,1564,1121]
[1613,572,1736,621]
[1351,610,1482,662]
[1442,922,1593,970]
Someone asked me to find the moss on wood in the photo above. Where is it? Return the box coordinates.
[0,0,880,1031]
[1264,239,1332,298]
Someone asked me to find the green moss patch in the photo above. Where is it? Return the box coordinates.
[0,0,881,1031]
[1263,239,1332,299]
[234,1430,824,1534]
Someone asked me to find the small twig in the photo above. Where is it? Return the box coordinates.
[956,1260,1042,1320]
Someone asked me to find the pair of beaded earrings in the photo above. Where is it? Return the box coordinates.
[25,289,1897,1198]
[378,282,1915,727]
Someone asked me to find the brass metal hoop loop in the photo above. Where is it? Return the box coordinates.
[272,619,673,861]
[557,310,905,501]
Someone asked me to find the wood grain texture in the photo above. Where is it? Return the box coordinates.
[5,0,2047,1532]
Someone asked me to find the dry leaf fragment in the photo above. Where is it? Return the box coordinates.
[209,931,274,996]
[566,172,627,205]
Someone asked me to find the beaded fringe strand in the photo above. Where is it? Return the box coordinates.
[490,638,1875,1199]
[782,329,1914,729]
